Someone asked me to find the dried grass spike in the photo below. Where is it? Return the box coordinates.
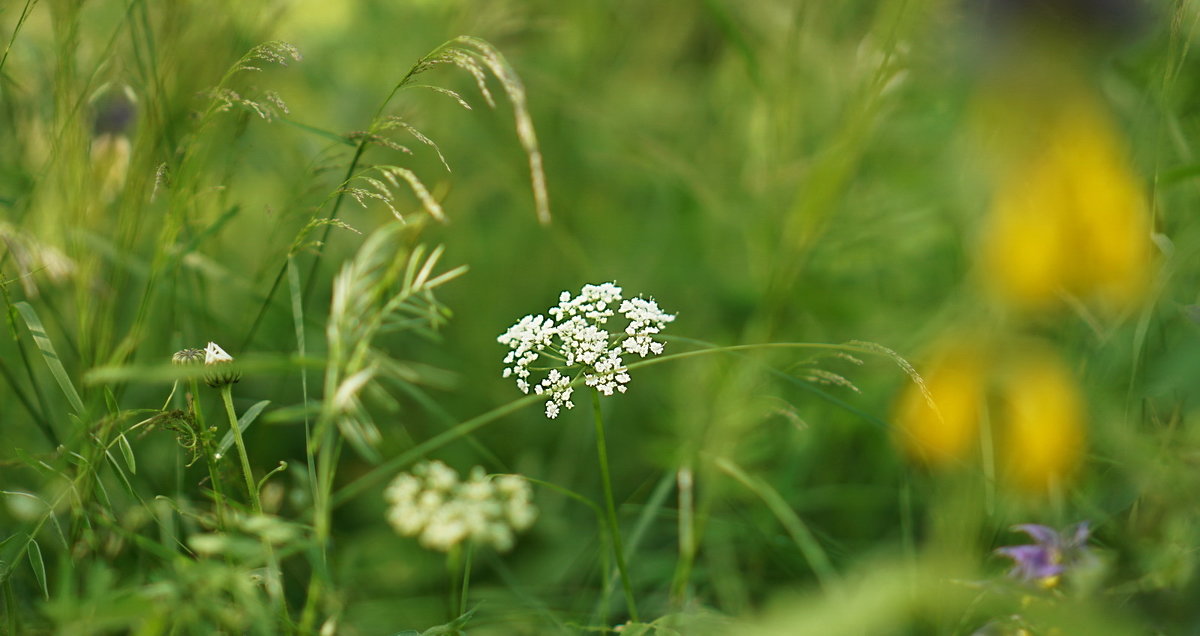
[452,36,550,225]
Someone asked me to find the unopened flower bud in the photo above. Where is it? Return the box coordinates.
[204,341,241,388]
[171,348,205,365]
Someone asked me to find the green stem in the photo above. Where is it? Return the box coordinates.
[220,384,289,625]
[669,464,695,607]
[713,456,836,590]
[191,380,226,529]
[220,385,261,513]
[447,545,462,623]
[300,423,340,631]
[459,542,473,619]
[591,390,639,622]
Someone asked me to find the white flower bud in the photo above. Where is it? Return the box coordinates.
[203,341,241,388]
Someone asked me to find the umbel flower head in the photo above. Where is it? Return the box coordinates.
[384,460,537,552]
[996,522,1094,589]
[203,341,241,388]
[498,282,675,419]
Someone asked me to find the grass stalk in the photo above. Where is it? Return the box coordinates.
[713,456,837,591]
[590,390,639,623]
[669,464,696,607]
[459,542,474,619]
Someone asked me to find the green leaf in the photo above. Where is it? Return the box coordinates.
[279,116,356,146]
[27,538,47,600]
[412,607,476,635]
[105,451,137,498]
[217,400,270,456]
[15,302,84,415]
[104,386,119,416]
[117,434,136,474]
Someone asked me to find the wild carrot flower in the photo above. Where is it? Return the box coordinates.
[996,522,1093,589]
[204,341,241,388]
[498,282,675,419]
[384,461,536,552]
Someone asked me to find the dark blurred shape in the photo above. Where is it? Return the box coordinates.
[93,89,136,136]
[972,0,1150,47]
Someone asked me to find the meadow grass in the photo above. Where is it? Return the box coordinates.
[2,1,1200,634]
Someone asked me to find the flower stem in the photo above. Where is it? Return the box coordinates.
[669,463,695,607]
[459,542,474,618]
[220,384,287,623]
[190,380,227,529]
[591,390,639,622]
[447,544,462,623]
[221,385,262,513]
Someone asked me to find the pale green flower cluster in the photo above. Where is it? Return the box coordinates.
[384,460,537,552]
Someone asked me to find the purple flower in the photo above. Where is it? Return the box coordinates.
[996,522,1092,586]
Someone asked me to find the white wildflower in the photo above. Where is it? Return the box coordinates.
[498,282,675,419]
[536,369,574,419]
[619,296,675,358]
[384,461,537,552]
[204,341,234,364]
[203,341,241,388]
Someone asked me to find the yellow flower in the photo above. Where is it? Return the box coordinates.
[893,339,986,466]
[997,351,1085,493]
[979,90,1152,312]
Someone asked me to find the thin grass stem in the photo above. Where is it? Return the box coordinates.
[459,542,474,619]
[712,456,837,591]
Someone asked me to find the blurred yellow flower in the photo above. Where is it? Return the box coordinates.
[980,91,1152,311]
[894,338,1088,495]
[893,339,986,466]
[997,351,1085,493]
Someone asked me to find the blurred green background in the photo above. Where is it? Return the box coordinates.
[3,0,1200,633]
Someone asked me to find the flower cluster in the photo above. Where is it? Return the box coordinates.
[384,460,537,552]
[996,522,1094,588]
[498,282,675,419]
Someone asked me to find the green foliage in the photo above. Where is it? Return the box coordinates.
[1,1,1199,634]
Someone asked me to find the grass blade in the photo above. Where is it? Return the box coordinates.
[27,538,46,601]
[117,434,136,475]
[15,302,85,415]
[217,400,271,456]
[714,456,837,591]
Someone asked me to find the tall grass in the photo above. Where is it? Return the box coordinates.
[2,1,1200,634]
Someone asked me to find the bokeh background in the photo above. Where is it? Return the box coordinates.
[3,0,1200,633]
